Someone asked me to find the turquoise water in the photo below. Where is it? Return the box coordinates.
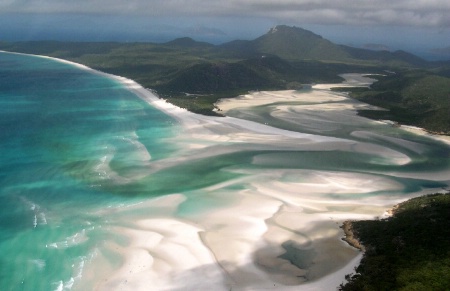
[0,53,178,290]
[1,52,449,290]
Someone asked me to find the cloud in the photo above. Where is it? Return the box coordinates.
[1,0,450,28]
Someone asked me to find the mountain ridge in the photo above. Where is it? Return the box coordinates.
[0,25,432,67]
[164,37,214,48]
[218,25,430,66]
[1,25,449,131]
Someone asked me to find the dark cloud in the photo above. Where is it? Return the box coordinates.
[1,0,450,28]
[2,0,449,58]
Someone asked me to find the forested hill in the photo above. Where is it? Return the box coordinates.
[1,26,449,133]
[340,193,450,291]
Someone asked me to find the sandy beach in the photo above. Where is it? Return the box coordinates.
[10,51,448,290]
[74,72,449,290]
[79,71,448,291]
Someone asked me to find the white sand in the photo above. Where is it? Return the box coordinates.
[81,169,400,291]
[379,121,450,146]
[7,50,448,290]
[71,72,381,290]
[84,73,443,290]
[85,70,448,290]
[215,74,381,113]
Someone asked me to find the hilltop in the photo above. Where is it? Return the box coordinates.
[1,25,449,132]
[219,25,430,67]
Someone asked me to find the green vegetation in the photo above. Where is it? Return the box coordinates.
[0,37,379,115]
[155,57,378,115]
[1,25,449,131]
[335,70,450,134]
[2,25,450,288]
[340,193,450,291]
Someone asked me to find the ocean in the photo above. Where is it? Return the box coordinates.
[0,52,178,290]
[1,52,449,291]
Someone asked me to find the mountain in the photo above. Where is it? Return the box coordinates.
[362,43,391,51]
[219,25,350,61]
[154,53,373,95]
[431,46,450,55]
[1,25,430,69]
[158,61,278,94]
[164,37,214,48]
[251,25,351,61]
[1,25,446,126]
[391,50,430,67]
[219,25,427,67]
[342,46,429,67]
[155,55,295,95]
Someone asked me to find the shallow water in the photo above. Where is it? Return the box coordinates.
[1,52,449,291]
[0,52,177,290]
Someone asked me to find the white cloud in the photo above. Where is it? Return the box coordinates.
[1,0,450,28]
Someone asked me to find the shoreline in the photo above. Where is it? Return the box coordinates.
[3,50,449,290]
[43,53,368,290]
[0,50,190,121]
[215,75,450,146]
[341,221,365,251]
[5,49,447,144]
[214,73,381,113]
[339,193,450,290]
[382,122,450,145]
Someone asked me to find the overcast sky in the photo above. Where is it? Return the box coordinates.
[1,0,450,58]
